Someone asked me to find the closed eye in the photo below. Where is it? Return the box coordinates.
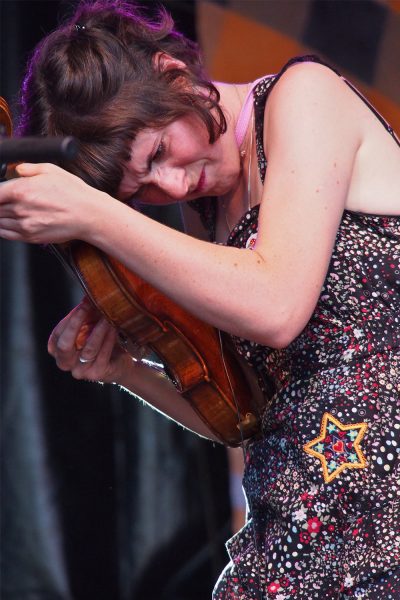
[148,139,165,169]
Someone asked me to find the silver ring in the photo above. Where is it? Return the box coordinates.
[79,355,96,364]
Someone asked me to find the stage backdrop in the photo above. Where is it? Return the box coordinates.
[1,1,399,600]
[1,3,230,600]
[197,0,400,135]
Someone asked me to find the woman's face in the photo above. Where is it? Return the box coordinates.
[118,115,241,205]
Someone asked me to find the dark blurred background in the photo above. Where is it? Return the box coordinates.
[1,1,399,599]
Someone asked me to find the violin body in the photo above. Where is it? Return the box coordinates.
[65,241,264,446]
[1,95,264,446]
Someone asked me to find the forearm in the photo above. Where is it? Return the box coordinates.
[85,197,283,345]
[116,358,220,442]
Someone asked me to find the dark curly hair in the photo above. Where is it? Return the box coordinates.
[18,0,227,197]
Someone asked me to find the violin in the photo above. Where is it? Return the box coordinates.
[1,97,265,446]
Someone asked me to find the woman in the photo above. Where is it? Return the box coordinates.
[0,1,399,598]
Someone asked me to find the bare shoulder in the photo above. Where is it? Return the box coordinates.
[268,60,349,106]
[266,61,360,122]
[263,60,362,155]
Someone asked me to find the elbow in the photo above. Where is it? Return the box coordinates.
[267,329,299,350]
[268,311,305,348]
[243,306,306,350]
[257,328,298,351]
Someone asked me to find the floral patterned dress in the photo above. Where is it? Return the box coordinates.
[211,58,400,599]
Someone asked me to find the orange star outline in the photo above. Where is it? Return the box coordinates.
[303,412,368,483]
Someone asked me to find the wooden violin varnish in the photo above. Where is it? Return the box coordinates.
[0,95,267,447]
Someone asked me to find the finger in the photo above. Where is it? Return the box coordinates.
[0,208,27,223]
[0,200,16,221]
[48,297,97,348]
[15,162,56,177]
[48,301,94,357]
[0,224,22,241]
[88,326,118,371]
[72,325,118,381]
[74,298,101,349]
[0,179,28,209]
[0,179,15,204]
[78,317,113,363]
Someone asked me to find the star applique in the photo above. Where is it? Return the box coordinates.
[304,413,368,483]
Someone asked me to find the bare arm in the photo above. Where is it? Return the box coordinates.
[0,63,362,347]
[117,361,220,442]
[82,66,360,347]
[48,299,220,440]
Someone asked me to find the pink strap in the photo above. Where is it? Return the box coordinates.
[234,76,265,147]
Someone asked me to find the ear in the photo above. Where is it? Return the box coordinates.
[153,51,186,72]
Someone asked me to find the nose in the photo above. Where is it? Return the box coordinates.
[154,165,189,199]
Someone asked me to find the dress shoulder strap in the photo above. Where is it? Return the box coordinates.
[265,55,400,148]
[235,76,269,147]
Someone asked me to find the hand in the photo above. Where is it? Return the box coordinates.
[0,162,104,244]
[48,297,132,384]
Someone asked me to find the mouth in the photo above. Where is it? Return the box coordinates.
[194,167,206,195]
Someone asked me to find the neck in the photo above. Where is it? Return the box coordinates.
[214,81,251,134]
[213,81,255,237]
